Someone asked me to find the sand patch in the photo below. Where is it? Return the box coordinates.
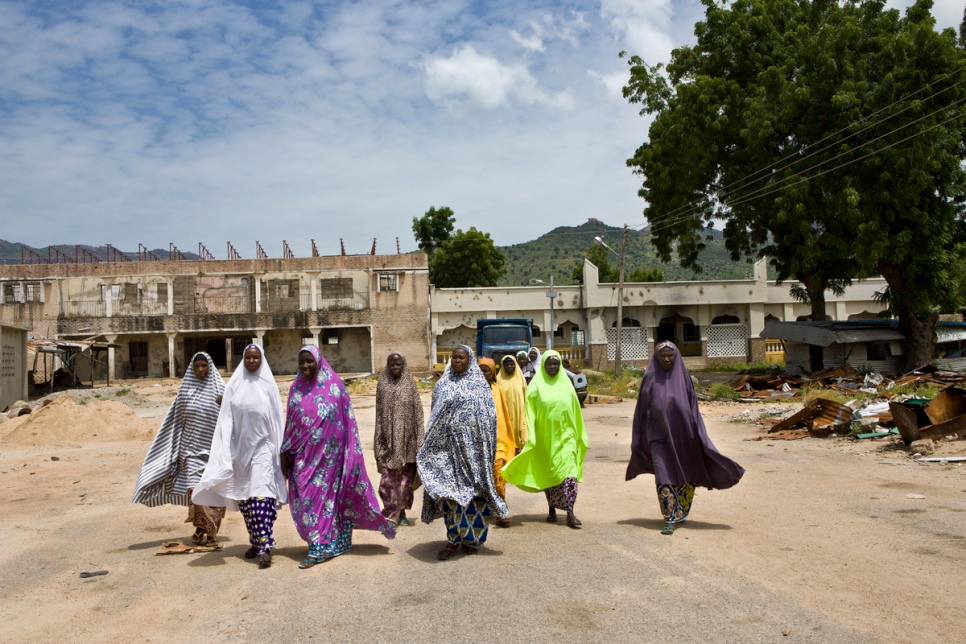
[0,396,154,445]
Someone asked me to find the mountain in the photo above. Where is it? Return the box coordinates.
[0,240,199,265]
[497,219,755,286]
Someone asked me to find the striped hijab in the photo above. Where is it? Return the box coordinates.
[132,352,225,507]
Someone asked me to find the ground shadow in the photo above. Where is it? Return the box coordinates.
[127,536,235,552]
[346,543,392,557]
[186,543,257,568]
[616,517,733,531]
[509,512,585,527]
[405,541,503,563]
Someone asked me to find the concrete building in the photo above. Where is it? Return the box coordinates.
[0,254,430,380]
[432,258,889,370]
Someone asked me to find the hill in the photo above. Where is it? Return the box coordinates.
[0,240,199,265]
[497,219,754,286]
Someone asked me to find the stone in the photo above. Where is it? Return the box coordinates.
[909,439,935,456]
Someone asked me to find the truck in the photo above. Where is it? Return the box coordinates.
[476,318,533,365]
[476,318,587,405]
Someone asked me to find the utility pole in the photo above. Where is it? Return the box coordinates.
[615,224,628,377]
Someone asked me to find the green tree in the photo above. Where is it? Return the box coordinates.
[623,0,966,370]
[628,266,664,282]
[430,227,507,287]
[412,206,455,256]
[572,245,620,283]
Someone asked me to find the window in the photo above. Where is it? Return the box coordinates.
[379,273,398,292]
[531,325,542,338]
[101,284,120,301]
[571,330,586,346]
[2,282,21,302]
[867,342,890,361]
[683,322,701,343]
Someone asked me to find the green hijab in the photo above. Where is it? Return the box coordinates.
[501,350,588,492]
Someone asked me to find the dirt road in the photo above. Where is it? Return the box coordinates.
[1,385,963,642]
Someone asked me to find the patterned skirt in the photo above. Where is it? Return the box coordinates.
[657,483,695,524]
[544,477,578,512]
[309,518,354,560]
[186,488,226,538]
[442,497,490,547]
[379,463,417,523]
[237,497,278,554]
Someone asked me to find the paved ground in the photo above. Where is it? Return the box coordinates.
[2,390,964,642]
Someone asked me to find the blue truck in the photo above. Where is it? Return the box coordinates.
[476,318,533,364]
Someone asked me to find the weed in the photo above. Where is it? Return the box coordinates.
[708,382,740,401]
[701,360,784,373]
[116,388,130,396]
[889,383,940,399]
[586,369,643,399]
[79,397,89,405]
[94,394,101,399]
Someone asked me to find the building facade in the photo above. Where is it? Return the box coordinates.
[0,254,430,380]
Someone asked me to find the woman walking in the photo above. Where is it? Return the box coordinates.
[502,350,587,528]
[478,357,515,527]
[374,352,424,527]
[132,352,226,545]
[496,354,528,455]
[627,341,744,534]
[193,345,287,568]
[282,346,395,568]
[417,345,508,560]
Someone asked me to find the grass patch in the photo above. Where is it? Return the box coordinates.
[889,383,941,399]
[586,369,643,399]
[116,388,130,396]
[707,382,741,401]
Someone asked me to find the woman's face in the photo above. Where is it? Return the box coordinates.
[528,348,539,363]
[192,358,209,381]
[479,364,493,382]
[517,354,528,368]
[658,348,676,371]
[299,351,318,381]
[545,357,560,377]
[244,347,262,373]
[502,357,516,375]
[451,348,469,374]
[387,354,404,379]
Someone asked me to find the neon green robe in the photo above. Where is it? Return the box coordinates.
[501,350,588,492]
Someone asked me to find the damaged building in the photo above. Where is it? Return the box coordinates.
[0,253,430,381]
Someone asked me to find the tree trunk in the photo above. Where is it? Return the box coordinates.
[808,290,827,372]
[897,310,938,373]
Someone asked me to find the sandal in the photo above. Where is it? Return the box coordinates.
[299,556,325,569]
[495,517,511,528]
[398,517,412,527]
[436,543,460,561]
[566,513,582,529]
[244,546,259,559]
[191,528,205,545]
[258,551,272,568]
[661,524,676,535]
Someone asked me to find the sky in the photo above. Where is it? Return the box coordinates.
[0,0,961,257]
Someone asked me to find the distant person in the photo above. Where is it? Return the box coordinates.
[374,352,424,527]
[417,346,508,560]
[526,347,541,383]
[132,352,226,545]
[193,345,287,569]
[502,350,587,529]
[627,341,744,535]
[478,357,516,527]
[282,346,395,568]
[496,354,528,455]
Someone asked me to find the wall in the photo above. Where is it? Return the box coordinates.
[318,327,372,373]
[0,323,28,409]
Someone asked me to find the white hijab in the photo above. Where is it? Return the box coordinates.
[192,344,288,509]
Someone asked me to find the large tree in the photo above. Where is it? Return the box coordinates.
[430,227,506,287]
[624,0,966,371]
[412,206,455,256]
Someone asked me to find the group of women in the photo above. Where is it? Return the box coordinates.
[133,339,744,569]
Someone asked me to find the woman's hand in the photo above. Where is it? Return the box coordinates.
[280,452,291,479]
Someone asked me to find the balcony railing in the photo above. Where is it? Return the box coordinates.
[114,301,168,316]
[193,295,252,314]
[60,300,107,318]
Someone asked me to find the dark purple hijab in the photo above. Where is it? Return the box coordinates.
[626,342,744,489]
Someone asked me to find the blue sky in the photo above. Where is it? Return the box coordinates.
[0,0,960,256]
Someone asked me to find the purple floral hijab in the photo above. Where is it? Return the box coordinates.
[283,346,394,546]
[626,341,744,489]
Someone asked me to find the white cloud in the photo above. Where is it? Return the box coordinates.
[600,0,676,64]
[421,44,574,109]
[510,26,545,52]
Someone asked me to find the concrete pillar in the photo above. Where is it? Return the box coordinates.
[835,300,847,321]
[166,279,174,315]
[254,277,262,313]
[225,337,233,371]
[783,303,796,321]
[543,310,553,349]
[254,330,265,347]
[310,274,319,312]
[105,334,118,383]
[167,333,177,378]
[105,289,113,318]
[308,327,322,347]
